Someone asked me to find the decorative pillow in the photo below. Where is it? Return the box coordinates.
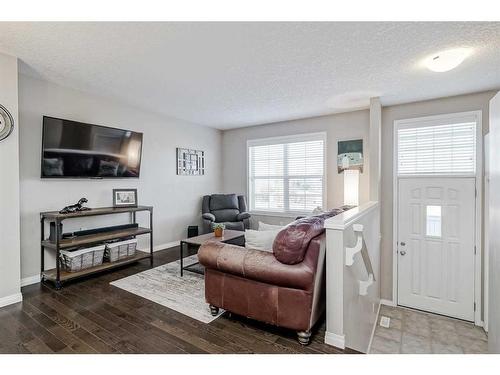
[245,229,281,252]
[258,221,284,231]
[273,207,352,265]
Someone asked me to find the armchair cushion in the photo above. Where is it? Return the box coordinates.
[212,208,239,222]
[202,212,216,221]
[209,194,239,211]
[236,212,251,221]
[198,241,314,290]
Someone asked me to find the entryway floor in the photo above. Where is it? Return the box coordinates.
[370,305,488,354]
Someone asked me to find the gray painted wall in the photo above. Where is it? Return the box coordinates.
[221,110,370,227]
[380,90,497,302]
[488,92,500,353]
[0,53,21,302]
[18,74,222,280]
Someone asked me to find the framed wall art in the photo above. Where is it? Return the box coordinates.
[176,148,205,175]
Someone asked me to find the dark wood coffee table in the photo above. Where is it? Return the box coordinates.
[179,230,245,276]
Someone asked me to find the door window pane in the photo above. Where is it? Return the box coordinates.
[426,205,442,237]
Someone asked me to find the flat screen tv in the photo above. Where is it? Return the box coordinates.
[41,116,143,178]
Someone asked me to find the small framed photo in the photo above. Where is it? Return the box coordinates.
[113,189,138,207]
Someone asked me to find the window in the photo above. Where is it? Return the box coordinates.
[426,205,442,237]
[397,115,477,176]
[248,133,326,215]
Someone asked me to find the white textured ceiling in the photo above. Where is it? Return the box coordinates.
[0,22,499,129]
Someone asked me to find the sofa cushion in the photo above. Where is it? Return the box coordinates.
[272,207,351,265]
[209,194,239,211]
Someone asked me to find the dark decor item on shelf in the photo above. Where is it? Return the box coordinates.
[49,222,63,242]
[59,197,91,214]
[62,223,139,239]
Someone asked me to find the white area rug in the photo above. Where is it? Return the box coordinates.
[110,255,224,323]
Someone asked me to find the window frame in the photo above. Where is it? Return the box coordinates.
[246,132,327,217]
[395,112,479,177]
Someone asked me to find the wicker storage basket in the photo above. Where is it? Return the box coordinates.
[60,245,105,272]
[105,238,137,262]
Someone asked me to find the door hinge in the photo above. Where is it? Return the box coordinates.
[474,246,477,255]
[474,302,476,311]
[475,188,477,198]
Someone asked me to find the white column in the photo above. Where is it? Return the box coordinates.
[0,52,22,307]
[324,226,345,349]
[369,97,381,202]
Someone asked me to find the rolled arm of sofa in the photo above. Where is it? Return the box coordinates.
[202,212,216,222]
[198,241,314,290]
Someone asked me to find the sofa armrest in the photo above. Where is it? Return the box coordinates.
[202,212,216,221]
[198,242,314,290]
[236,212,251,221]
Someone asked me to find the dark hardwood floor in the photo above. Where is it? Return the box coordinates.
[0,247,356,354]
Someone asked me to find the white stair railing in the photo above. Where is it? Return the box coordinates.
[345,224,375,296]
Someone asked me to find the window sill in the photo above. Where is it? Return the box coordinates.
[249,211,311,218]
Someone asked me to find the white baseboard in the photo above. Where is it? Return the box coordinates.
[367,301,382,354]
[0,292,23,308]
[380,299,396,307]
[138,240,179,253]
[21,274,41,287]
[324,331,345,349]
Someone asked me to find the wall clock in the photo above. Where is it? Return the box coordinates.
[0,104,14,142]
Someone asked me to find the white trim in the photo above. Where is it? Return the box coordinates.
[393,110,483,325]
[21,274,41,287]
[380,299,396,307]
[324,332,345,350]
[324,201,378,230]
[246,132,327,216]
[138,241,179,253]
[0,293,23,308]
[367,302,381,354]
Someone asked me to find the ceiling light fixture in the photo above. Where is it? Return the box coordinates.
[424,48,472,72]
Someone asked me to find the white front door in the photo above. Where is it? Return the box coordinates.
[397,177,475,321]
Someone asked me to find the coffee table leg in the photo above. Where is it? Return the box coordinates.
[180,241,184,277]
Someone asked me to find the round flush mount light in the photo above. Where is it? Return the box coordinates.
[424,48,472,72]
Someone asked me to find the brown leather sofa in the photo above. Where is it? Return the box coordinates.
[198,207,350,345]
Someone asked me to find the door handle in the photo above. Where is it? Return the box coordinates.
[400,242,406,246]
[400,250,406,256]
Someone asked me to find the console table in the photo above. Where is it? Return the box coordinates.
[40,206,153,289]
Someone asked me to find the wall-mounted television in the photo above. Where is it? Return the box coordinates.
[41,116,143,178]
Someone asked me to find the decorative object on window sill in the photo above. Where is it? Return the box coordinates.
[213,223,225,237]
[337,139,363,173]
[113,188,138,207]
[59,197,91,214]
[0,103,14,142]
[177,147,205,175]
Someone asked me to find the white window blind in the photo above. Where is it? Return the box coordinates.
[398,121,477,176]
[248,133,325,214]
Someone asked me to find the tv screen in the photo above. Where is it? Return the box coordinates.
[41,116,143,178]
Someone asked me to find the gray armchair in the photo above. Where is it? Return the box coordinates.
[202,194,251,233]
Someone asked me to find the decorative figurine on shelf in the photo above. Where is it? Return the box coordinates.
[59,198,91,214]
